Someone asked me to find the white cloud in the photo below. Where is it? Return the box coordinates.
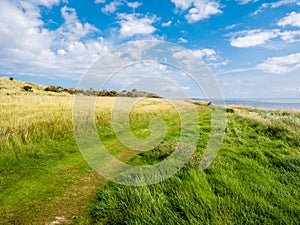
[0,1,51,53]
[192,48,228,67]
[57,49,67,56]
[95,0,105,4]
[178,37,188,43]
[127,2,142,9]
[185,1,221,23]
[225,24,239,30]
[58,6,99,42]
[236,0,258,4]
[162,20,172,27]
[0,0,108,79]
[278,12,300,27]
[280,30,300,41]
[263,0,299,8]
[170,0,194,11]
[193,48,217,61]
[254,0,299,15]
[230,30,280,48]
[230,29,300,48]
[28,0,68,8]
[215,67,256,75]
[257,52,300,74]
[101,0,122,15]
[170,0,222,23]
[118,13,157,38]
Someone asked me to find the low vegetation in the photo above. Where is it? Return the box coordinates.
[0,76,160,98]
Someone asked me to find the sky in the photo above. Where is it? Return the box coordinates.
[0,0,300,98]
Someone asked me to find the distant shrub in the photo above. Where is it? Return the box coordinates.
[44,86,64,93]
[98,90,118,97]
[226,108,235,113]
[74,89,85,95]
[9,77,14,81]
[264,124,286,139]
[126,91,134,97]
[23,85,33,92]
[64,88,76,95]
[147,93,161,98]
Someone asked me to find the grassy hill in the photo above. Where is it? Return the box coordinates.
[0,77,70,96]
[0,84,299,224]
[0,77,160,98]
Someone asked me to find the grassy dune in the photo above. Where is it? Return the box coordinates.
[0,92,299,224]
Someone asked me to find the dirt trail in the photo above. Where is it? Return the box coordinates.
[42,149,137,225]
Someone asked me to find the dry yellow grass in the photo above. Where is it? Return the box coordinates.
[0,95,187,155]
[0,95,74,153]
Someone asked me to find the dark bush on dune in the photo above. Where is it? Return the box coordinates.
[98,90,118,97]
[44,86,64,93]
[23,85,33,92]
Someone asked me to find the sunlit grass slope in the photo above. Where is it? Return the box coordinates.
[0,77,69,96]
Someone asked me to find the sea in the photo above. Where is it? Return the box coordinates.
[194,98,300,112]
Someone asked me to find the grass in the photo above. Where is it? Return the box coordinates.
[0,77,71,96]
[88,106,300,224]
[0,95,185,224]
[0,95,88,224]
[0,92,299,224]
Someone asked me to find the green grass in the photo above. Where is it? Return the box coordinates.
[0,94,299,224]
[0,95,184,224]
[88,107,300,224]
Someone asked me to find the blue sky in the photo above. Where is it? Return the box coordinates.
[0,0,299,98]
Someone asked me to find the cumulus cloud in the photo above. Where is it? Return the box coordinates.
[101,1,142,15]
[230,30,280,48]
[185,1,221,23]
[192,48,228,67]
[278,12,300,27]
[101,0,122,15]
[127,1,142,9]
[0,0,108,79]
[229,29,300,48]
[170,0,194,11]
[193,48,217,61]
[58,6,99,41]
[118,13,157,38]
[280,30,300,41]
[178,37,188,43]
[257,52,300,74]
[162,20,172,27]
[170,0,222,23]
